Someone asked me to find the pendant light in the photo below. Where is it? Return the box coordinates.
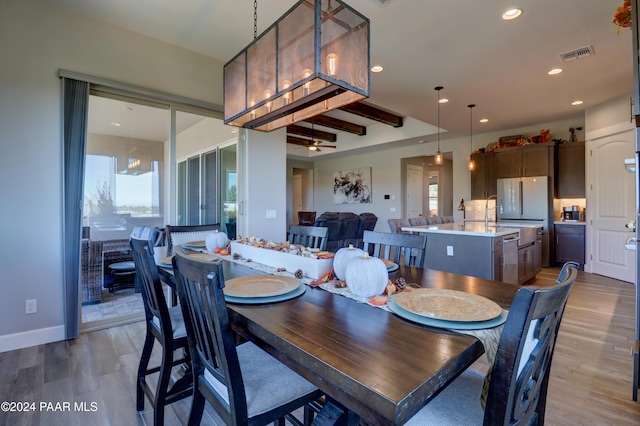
[467,104,476,171]
[434,86,443,165]
[223,0,370,132]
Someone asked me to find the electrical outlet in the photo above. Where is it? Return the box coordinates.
[446,246,454,256]
[25,299,37,314]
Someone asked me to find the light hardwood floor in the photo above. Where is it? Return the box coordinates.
[0,268,639,425]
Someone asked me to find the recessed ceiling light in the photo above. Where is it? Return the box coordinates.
[548,68,563,75]
[439,98,449,104]
[110,122,121,127]
[571,100,584,106]
[480,118,489,123]
[371,65,384,73]
[502,8,522,20]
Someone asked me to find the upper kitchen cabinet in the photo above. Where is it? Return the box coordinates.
[496,142,554,178]
[556,141,585,198]
[470,153,497,199]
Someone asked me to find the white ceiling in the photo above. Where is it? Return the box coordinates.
[48,0,634,144]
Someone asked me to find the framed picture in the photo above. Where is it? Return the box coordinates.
[333,167,372,204]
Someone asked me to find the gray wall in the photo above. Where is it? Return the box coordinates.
[0,0,225,351]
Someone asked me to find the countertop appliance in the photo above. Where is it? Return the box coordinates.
[562,206,585,222]
[497,176,550,267]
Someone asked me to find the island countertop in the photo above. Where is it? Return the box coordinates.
[401,221,527,237]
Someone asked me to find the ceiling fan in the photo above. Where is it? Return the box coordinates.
[307,139,337,152]
[287,123,337,152]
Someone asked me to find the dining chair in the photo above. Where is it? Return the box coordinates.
[106,225,158,293]
[288,225,329,251]
[405,263,578,426]
[387,218,411,234]
[426,216,443,224]
[362,230,427,268]
[408,216,428,226]
[165,223,221,254]
[130,236,193,426]
[171,247,323,426]
[556,260,580,283]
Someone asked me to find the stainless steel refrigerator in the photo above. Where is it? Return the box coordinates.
[496,176,550,267]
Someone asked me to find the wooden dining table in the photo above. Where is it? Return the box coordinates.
[159,259,519,425]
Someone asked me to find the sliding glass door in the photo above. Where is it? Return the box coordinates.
[220,144,237,239]
[175,110,236,227]
[81,94,167,328]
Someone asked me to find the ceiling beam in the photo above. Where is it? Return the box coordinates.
[287,135,318,147]
[286,124,336,142]
[339,102,404,128]
[287,136,336,150]
[304,115,366,136]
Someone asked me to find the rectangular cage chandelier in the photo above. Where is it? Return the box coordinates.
[223,0,370,132]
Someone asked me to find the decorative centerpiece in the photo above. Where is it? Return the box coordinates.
[333,244,365,280]
[344,253,388,298]
[230,236,334,279]
[205,230,229,253]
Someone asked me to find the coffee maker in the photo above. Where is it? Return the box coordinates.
[562,206,585,221]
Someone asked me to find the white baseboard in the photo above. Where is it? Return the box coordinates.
[0,326,66,353]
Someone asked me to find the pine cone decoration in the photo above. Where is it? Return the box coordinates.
[394,277,407,290]
[294,269,304,279]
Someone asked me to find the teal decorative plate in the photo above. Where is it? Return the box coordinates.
[224,283,306,305]
[388,297,508,330]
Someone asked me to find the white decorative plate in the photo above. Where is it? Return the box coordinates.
[393,288,502,322]
[224,275,300,298]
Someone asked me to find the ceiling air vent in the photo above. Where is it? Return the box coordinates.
[370,0,398,7]
[559,45,595,62]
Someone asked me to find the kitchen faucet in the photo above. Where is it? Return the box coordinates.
[485,194,498,229]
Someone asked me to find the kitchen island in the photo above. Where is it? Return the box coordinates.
[401,221,542,284]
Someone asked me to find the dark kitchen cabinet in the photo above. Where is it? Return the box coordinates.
[496,143,553,178]
[554,223,585,268]
[470,153,497,199]
[556,141,585,198]
[518,243,537,284]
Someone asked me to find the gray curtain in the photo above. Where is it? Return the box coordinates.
[62,78,89,339]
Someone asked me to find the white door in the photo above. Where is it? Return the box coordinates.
[406,164,424,217]
[587,128,636,283]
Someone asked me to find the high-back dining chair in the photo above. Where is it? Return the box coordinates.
[165,223,221,254]
[171,248,323,426]
[408,216,428,227]
[556,260,580,283]
[363,230,427,268]
[130,235,193,426]
[288,225,329,251]
[405,263,578,426]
